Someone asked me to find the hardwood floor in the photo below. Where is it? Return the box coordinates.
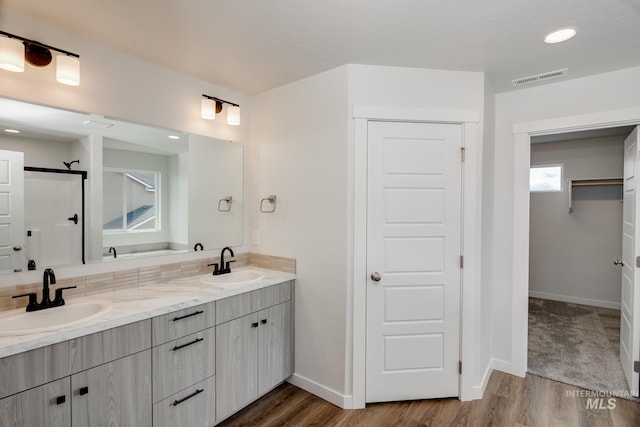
[217,370,640,426]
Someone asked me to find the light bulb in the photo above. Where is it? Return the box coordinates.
[201,98,216,120]
[56,55,80,86]
[0,36,25,72]
[227,105,240,126]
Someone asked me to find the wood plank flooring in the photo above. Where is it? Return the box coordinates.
[217,370,640,426]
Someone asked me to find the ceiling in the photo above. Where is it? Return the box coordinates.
[2,0,640,95]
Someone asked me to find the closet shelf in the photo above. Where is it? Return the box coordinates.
[567,178,623,214]
[571,178,623,187]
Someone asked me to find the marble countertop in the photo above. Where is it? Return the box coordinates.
[0,267,295,359]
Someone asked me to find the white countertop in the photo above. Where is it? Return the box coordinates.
[0,267,295,359]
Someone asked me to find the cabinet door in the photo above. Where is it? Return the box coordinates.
[258,301,292,395]
[72,350,152,427]
[216,313,258,422]
[0,377,70,427]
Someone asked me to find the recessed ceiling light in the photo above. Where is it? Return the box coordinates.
[168,135,180,140]
[544,27,577,44]
[4,129,20,134]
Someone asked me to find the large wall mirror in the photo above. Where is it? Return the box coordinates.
[0,97,243,274]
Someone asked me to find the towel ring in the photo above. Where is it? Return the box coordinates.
[260,195,277,213]
[218,196,232,212]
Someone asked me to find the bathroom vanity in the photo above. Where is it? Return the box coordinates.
[0,267,294,427]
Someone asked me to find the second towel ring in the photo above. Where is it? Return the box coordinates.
[260,195,277,213]
[218,196,232,212]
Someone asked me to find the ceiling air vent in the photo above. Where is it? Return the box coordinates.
[512,68,568,87]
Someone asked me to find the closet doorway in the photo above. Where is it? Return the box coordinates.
[527,125,635,396]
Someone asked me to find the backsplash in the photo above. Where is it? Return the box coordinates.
[1,253,296,311]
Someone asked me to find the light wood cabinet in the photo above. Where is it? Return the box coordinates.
[0,377,71,427]
[215,282,293,423]
[0,279,293,427]
[215,312,259,421]
[71,349,152,427]
[258,301,292,395]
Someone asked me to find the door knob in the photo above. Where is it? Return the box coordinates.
[370,272,381,282]
[614,259,625,266]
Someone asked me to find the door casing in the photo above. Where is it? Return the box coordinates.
[511,107,640,379]
[351,106,482,408]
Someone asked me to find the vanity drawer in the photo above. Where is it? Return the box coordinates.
[152,375,215,427]
[152,327,216,402]
[152,301,215,346]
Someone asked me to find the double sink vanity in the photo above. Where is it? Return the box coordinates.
[0,265,295,427]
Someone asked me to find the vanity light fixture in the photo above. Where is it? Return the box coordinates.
[201,94,241,126]
[0,30,80,86]
[544,27,577,44]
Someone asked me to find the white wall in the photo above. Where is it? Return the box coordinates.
[493,66,640,371]
[249,66,350,402]
[529,136,624,308]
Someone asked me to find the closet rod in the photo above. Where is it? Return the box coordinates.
[571,178,623,187]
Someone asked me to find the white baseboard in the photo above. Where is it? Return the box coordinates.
[529,291,620,310]
[287,373,350,409]
[463,358,495,401]
[492,358,515,376]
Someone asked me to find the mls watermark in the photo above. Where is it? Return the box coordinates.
[565,389,635,410]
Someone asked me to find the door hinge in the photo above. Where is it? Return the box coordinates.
[460,255,464,269]
[634,361,640,373]
[461,147,466,162]
[458,360,462,374]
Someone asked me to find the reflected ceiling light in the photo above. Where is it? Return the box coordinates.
[4,129,20,134]
[201,94,240,126]
[168,135,180,140]
[544,27,577,44]
[0,30,80,85]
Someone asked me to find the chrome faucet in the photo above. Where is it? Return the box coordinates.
[12,268,77,312]
[194,242,204,251]
[209,246,235,275]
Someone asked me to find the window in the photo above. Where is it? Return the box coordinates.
[530,165,562,192]
[103,169,160,232]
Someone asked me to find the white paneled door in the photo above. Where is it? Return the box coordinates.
[365,121,462,402]
[621,126,640,397]
[0,150,24,274]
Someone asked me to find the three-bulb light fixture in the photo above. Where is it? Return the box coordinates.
[201,94,240,126]
[0,31,80,86]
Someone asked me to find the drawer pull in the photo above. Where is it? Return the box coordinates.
[251,322,259,328]
[172,337,204,351]
[261,319,267,324]
[79,386,89,396]
[172,310,204,322]
[56,395,66,405]
[172,388,204,406]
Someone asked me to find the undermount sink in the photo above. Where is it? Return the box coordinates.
[199,269,265,287]
[0,300,112,336]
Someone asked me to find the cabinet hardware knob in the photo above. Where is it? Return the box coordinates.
[172,310,204,322]
[261,319,267,324]
[172,337,204,351]
[56,395,66,405]
[79,386,89,396]
[370,272,382,282]
[172,388,204,406]
[251,322,259,328]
